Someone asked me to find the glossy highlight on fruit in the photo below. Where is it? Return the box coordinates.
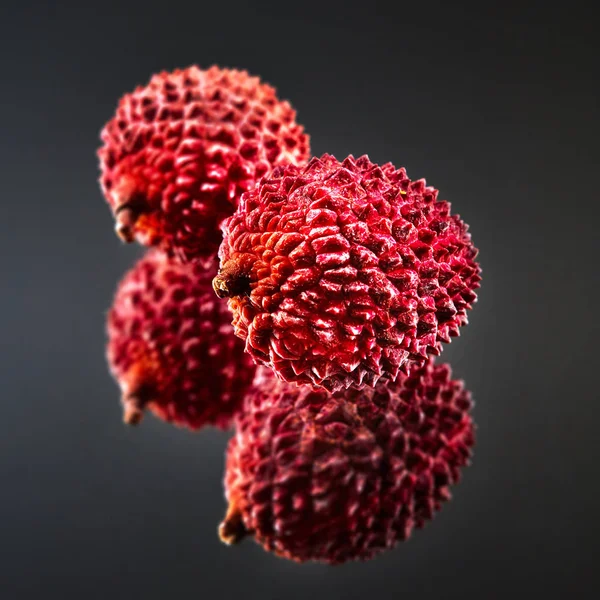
[215,154,481,392]
[98,65,310,262]
[220,362,474,564]
[106,250,256,429]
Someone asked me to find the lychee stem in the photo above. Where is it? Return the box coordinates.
[114,205,138,243]
[121,393,145,425]
[212,274,230,299]
[219,503,248,545]
[212,270,250,299]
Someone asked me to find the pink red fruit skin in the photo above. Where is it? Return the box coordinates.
[220,363,475,564]
[214,154,481,392]
[106,250,256,430]
[98,65,310,263]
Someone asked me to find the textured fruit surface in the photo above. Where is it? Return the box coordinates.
[98,65,310,262]
[220,362,474,564]
[106,250,256,429]
[215,154,481,391]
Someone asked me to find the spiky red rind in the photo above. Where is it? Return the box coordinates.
[216,154,481,392]
[221,362,474,564]
[106,250,256,430]
[98,65,310,262]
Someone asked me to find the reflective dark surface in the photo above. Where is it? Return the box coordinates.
[1,1,598,598]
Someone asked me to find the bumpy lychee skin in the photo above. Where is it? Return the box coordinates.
[220,362,474,564]
[214,154,481,392]
[98,65,310,262]
[106,250,256,429]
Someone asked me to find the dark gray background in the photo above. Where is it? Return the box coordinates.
[1,1,598,598]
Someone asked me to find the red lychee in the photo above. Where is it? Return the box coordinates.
[220,362,474,564]
[98,65,310,263]
[106,250,256,429]
[214,154,481,392]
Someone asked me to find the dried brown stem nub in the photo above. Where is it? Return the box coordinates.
[121,393,145,426]
[114,206,138,243]
[218,504,248,545]
[212,273,251,299]
[212,274,231,299]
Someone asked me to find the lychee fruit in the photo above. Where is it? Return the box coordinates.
[219,362,475,564]
[106,250,256,429]
[98,65,310,263]
[214,154,481,392]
